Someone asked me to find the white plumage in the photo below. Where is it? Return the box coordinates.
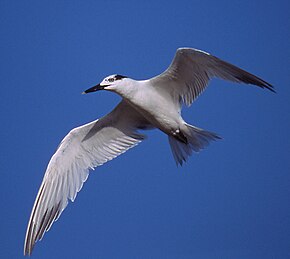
[24,48,274,255]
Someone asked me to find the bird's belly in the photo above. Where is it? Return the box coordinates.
[127,95,181,135]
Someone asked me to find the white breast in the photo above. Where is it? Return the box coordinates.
[123,80,183,134]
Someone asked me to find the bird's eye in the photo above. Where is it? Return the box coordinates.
[108,78,115,82]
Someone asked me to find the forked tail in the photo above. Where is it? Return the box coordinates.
[168,123,221,166]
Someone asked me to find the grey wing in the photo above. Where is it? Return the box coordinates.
[150,48,274,107]
[24,100,151,255]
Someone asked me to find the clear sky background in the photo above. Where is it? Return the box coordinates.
[1,1,289,258]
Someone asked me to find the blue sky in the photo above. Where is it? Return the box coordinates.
[1,1,289,258]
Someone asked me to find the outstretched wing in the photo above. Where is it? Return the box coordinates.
[150,48,274,107]
[24,100,150,255]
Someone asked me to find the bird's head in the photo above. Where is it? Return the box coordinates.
[83,74,128,94]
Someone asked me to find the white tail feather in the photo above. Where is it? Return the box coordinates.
[168,123,221,166]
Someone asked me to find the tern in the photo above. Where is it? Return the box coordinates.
[24,48,274,255]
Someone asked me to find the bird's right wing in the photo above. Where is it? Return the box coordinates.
[24,100,150,255]
[150,48,274,107]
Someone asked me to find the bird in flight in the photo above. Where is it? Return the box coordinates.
[24,48,274,255]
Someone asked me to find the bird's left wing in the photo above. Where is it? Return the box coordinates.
[24,100,150,255]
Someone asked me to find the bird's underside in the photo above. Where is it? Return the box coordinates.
[24,47,274,255]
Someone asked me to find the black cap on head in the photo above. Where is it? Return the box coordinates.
[115,74,127,80]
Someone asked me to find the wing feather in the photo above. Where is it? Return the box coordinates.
[24,100,150,255]
[150,48,274,107]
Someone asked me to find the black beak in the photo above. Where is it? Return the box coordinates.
[82,84,105,94]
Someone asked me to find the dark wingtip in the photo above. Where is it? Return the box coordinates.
[260,82,276,93]
[255,78,276,93]
[257,78,276,93]
[236,73,276,93]
[266,84,276,93]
